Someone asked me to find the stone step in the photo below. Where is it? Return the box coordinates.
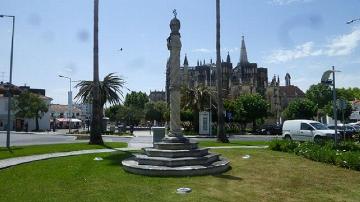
[153,142,198,150]
[143,147,209,158]
[122,157,230,176]
[134,153,219,167]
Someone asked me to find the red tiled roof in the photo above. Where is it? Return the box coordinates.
[279,85,305,97]
[50,104,81,113]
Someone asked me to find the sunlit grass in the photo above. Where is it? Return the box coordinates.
[1,149,359,201]
[0,142,127,160]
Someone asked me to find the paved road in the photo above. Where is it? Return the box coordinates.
[0,132,131,147]
[0,130,279,147]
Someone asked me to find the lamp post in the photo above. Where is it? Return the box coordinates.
[321,66,341,145]
[58,75,72,133]
[0,14,15,149]
[209,68,213,136]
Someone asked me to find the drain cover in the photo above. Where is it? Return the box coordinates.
[93,157,103,161]
[176,187,192,194]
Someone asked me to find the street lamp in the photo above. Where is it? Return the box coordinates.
[209,67,214,136]
[0,14,15,149]
[58,75,72,133]
[321,66,341,145]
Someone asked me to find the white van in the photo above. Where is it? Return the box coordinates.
[282,120,336,142]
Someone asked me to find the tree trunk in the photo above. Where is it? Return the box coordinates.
[35,117,39,131]
[193,108,200,133]
[90,0,104,145]
[215,0,229,143]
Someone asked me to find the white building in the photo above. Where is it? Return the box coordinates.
[0,84,53,131]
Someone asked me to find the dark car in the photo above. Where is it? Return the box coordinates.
[256,124,282,135]
[327,124,356,140]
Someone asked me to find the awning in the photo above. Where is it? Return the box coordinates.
[56,118,82,122]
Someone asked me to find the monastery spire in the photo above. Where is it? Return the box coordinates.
[226,51,231,63]
[240,36,248,64]
[183,54,189,66]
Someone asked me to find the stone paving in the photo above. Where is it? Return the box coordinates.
[0,147,136,169]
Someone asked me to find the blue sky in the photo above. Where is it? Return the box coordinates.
[1,0,360,104]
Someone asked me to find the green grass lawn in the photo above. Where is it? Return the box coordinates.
[0,142,127,160]
[1,148,359,202]
[198,140,269,147]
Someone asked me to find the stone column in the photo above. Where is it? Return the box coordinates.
[163,11,188,143]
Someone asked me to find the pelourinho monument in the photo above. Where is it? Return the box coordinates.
[122,10,230,176]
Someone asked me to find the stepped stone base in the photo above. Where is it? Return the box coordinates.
[122,137,230,176]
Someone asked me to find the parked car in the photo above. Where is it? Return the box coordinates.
[282,120,336,142]
[256,124,282,135]
[327,124,356,140]
[348,123,360,133]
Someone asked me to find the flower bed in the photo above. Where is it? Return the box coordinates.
[269,140,360,171]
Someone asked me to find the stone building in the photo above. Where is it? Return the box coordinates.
[149,90,166,102]
[176,36,268,98]
[0,83,53,131]
[165,36,305,123]
[266,74,305,123]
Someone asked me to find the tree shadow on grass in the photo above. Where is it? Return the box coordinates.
[213,174,243,181]
[0,147,23,153]
[212,167,243,181]
[103,150,140,167]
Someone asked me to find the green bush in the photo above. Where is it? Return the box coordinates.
[268,139,298,152]
[269,140,360,171]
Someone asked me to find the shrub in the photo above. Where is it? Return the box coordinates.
[269,140,360,171]
[268,139,298,152]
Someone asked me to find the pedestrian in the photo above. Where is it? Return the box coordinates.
[25,122,28,132]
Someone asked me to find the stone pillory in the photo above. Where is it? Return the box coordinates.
[121,11,230,176]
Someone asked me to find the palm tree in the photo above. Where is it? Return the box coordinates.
[215,0,229,142]
[75,73,126,144]
[89,0,103,144]
[181,85,214,132]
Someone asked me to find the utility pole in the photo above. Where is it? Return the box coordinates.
[0,14,15,149]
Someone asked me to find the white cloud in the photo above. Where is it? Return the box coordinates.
[326,29,360,56]
[192,47,239,53]
[265,28,360,63]
[192,48,212,53]
[265,41,321,63]
[270,0,313,5]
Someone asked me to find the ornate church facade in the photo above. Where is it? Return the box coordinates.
[165,36,305,122]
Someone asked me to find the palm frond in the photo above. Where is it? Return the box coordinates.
[74,73,126,106]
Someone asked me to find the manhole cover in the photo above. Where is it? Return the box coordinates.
[176,187,192,194]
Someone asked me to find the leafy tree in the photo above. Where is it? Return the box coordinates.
[235,94,269,130]
[283,99,318,120]
[75,73,125,144]
[180,109,194,122]
[336,87,360,101]
[124,91,148,109]
[13,91,48,131]
[306,83,332,110]
[105,105,122,122]
[181,85,213,132]
[224,98,247,133]
[144,101,168,124]
[324,100,352,122]
[116,105,143,126]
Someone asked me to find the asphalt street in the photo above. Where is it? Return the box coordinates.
[0,130,279,147]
